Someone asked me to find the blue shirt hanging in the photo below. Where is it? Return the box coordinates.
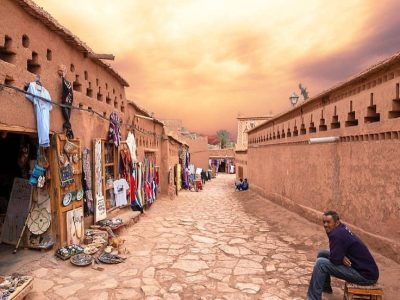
[26,82,53,147]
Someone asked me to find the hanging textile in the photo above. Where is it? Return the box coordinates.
[61,77,74,139]
[176,164,182,190]
[82,148,94,215]
[108,112,121,147]
[155,168,159,185]
[136,163,143,207]
[119,147,133,180]
[26,82,53,147]
[126,132,137,162]
[113,178,129,207]
[152,178,157,199]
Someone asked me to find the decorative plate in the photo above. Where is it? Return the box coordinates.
[83,245,99,255]
[72,153,79,163]
[27,208,51,235]
[98,253,125,264]
[62,192,72,206]
[76,189,84,201]
[70,254,93,267]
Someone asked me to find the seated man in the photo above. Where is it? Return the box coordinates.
[241,178,249,191]
[235,178,243,191]
[307,210,379,300]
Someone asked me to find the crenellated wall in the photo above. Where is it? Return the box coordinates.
[247,54,400,262]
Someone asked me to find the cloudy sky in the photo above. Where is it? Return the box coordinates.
[36,0,400,137]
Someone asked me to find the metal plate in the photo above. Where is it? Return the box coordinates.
[70,254,93,267]
[62,193,72,206]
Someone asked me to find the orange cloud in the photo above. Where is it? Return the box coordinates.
[35,0,399,136]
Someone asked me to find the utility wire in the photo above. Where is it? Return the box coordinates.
[0,83,164,139]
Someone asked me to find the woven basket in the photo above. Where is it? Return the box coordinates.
[64,139,78,153]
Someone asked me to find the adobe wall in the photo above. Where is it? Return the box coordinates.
[208,148,235,158]
[247,61,400,262]
[235,151,247,180]
[186,136,209,170]
[130,114,165,192]
[0,0,128,148]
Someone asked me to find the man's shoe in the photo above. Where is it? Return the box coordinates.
[322,287,333,294]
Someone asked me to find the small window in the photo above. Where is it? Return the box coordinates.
[22,34,29,48]
[46,49,52,61]
[84,70,88,80]
[73,75,82,92]
[0,35,16,64]
[70,64,75,72]
[27,51,41,74]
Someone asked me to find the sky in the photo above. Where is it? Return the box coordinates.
[35,0,400,137]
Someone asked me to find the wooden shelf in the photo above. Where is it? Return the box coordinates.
[105,162,114,167]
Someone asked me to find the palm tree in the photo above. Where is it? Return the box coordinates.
[216,130,230,149]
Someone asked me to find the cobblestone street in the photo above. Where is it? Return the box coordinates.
[1,174,399,299]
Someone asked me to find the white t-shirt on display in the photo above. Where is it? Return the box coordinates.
[113,179,129,207]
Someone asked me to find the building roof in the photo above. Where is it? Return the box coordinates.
[16,0,129,87]
[127,100,151,117]
[237,115,274,120]
[209,148,235,158]
[168,134,188,146]
[247,49,400,134]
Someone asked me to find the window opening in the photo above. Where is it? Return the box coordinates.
[27,51,41,74]
[0,36,16,64]
[345,101,358,127]
[330,106,340,129]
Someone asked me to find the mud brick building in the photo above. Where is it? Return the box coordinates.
[0,0,184,248]
[245,52,400,262]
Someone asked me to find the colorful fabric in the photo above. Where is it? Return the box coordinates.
[108,112,121,147]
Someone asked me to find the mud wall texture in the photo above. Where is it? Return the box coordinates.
[0,0,128,148]
[247,59,400,262]
[186,136,209,170]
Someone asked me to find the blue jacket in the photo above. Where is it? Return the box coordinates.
[328,223,379,281]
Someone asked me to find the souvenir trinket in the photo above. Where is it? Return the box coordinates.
[98,253,126,264]
[104,246,113,253]
[59,153,65,165]
[64,139,78,154]
[60,164,74,187]
[37,175,46,188]
[72,153,79,163]
[27,208,51,234]
[76,189,84,201]
[70,254,93,267]
[62,192,72,206]
[83,245,99,255]
[55,244,84,260]
[29,164,45,186]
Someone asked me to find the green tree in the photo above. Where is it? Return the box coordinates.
[216,130,230,149]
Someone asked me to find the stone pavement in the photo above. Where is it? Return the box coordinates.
[1,173,399,299]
